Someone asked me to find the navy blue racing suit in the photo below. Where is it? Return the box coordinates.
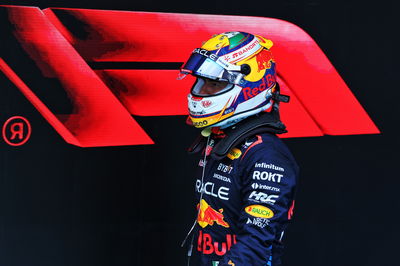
[191,132,298,266]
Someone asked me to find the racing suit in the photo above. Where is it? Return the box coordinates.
[191,132,298,266]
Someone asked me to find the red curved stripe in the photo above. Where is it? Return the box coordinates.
[44,8,379,136]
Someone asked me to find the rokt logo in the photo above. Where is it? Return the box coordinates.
[252,171,283,183]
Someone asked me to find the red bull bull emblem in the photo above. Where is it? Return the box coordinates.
[197,199,229,228]
[256,49,275,72]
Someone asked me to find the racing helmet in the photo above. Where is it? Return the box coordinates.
[179,31,277,128]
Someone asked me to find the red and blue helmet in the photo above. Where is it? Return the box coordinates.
[180,31,277,128]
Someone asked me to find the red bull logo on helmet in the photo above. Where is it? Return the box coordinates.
[197,199,230,228]
[242,74,276,101]
[256,49,275,72]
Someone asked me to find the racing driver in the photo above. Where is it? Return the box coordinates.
[179,32,299,266]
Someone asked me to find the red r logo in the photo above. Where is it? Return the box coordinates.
[2,116,32,146]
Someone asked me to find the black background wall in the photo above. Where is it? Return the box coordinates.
[0,0,398,265]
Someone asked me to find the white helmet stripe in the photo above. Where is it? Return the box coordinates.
[220,38,262,64]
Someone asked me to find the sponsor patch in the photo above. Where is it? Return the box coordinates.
[192,120,208,127]
[223,37,261,63]
[246,217,270,228]
[197,199,229,228]
[227,148,242,160]
[213,173,231,183]
[198,230,237,256]
[254,162,285,172]
[196,180,230,200]
[252,170,283,183]
[245,204,274,218]
[251,183,280,192]
[217,163,233,173]
[201,100,212,108]
[256,49,275,71]
[248,191,279,205]
[193,48,218,61]
[242,74,275,101]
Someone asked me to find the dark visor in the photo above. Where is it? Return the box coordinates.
[181,52,208,74]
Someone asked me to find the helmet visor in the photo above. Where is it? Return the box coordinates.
[181,49,242,83]
[191,77,234,97]
[181,53,227,81]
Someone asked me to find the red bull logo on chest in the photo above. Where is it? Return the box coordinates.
[197,199,229,228]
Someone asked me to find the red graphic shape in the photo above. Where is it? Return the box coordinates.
[278,77,323,138]
[2,116,32,146]
[45,8,379,136]
[0,6,153,147]
[95,70,195,116]
[0,6,379,147]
